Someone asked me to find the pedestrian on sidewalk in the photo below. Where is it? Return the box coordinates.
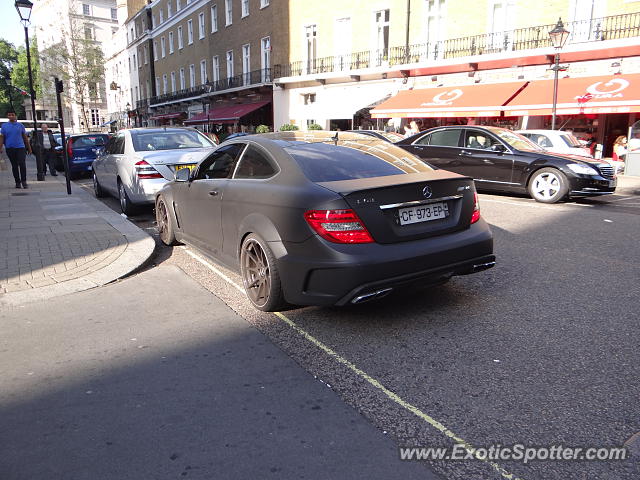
[0,110,32,188]
[30,123,59,176]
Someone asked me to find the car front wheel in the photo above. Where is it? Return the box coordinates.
[528,168,568,204]
[240,234,287,312]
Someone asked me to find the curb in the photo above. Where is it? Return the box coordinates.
[0,175,156,307]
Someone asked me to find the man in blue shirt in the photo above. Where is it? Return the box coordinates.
[0,110,33,188]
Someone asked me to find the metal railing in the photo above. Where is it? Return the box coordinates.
[148,68,272,106]
[273,12,640,76]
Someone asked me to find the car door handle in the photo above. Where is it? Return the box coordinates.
[208,190,219,196]
[459,150,473,156]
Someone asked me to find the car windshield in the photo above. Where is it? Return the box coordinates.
[486,128,545,152]
[286,142,432,182]
[377,131,405,142]
[560,133,582,147]
[131,129,214,151]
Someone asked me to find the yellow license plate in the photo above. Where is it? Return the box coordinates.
[175,164,196,172]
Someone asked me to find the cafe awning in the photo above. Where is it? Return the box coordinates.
[184,101,270,125]
[149,112,186,121]
[370,81,528,118]
[502,74,640,117]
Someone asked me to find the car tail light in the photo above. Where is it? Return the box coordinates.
[67,139,73,158]
[471,192,481,224]
[135,160,163,179]
[304,209,374,244]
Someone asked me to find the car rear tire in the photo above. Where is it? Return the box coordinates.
[240,234,287,312]
[118,180,136,216]
[155,196,178,246]
[93,173,105,198]
[528,168,568,204]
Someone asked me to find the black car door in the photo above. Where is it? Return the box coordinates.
[175,143,245,256]
[403,128,465,172]
[460,128,515,185]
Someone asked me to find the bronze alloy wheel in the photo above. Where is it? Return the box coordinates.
[240,234,287,312]
[155,197,176,245]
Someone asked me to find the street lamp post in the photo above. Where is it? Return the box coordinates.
[15,0,44,181]
[548,18,570,130]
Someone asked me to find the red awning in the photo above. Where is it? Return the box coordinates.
[370,82,528,118]
[502,74,640,117]
[149,112,185,121]
[184,101,270,124]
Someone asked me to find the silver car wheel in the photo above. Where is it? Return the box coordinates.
[528,168,568,204]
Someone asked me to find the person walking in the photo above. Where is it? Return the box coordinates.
[0,110,32,188]
[30,123,59,176]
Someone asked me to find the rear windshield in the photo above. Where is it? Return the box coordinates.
[286,143,423,182]
[72,135,108,147]
[131,129,214,152]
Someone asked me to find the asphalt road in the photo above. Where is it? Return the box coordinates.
[71,178,640,479]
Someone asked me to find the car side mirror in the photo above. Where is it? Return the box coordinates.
[175,168,191,182]
[96,146,105,156]
[490,144,507,152]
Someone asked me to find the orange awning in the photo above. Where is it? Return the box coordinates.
[502,74,640,117]
[370,81,528,118]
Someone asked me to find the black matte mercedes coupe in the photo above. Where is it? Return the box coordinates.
[155,132,495,311]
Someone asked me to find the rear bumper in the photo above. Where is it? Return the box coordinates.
[127,178,169,205]
[275,219,494,307]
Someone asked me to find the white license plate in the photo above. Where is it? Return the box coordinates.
[398,202,449,225]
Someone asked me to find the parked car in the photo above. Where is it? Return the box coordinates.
[61,133,110,179]
[396,126,616,204]
[344,130,405,143]
[92,127,216,214]
[155,131,495,311]
[52,133,69,171]
[516,129,592,157]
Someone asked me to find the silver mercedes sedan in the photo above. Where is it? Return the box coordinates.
[92,127,216,214]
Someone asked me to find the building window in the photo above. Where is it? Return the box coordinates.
[424,0,446,58]
[111,8,117,20]
[159,9,164,24]
[189,64,195,87]
[211,5,218,32]
[135,86,139,102]
[225,0,232,26]
[200,59,207,84]
[261,37,271,82]
[260,0,269,7]
[155,77,160,96]
[212,55,220,83]
[177,26,184,48]
[187,19,194,44]
[176,0,181,10]
[167,1,172,17]
[306,119,317,128]
[179,68,185,89]
[374,9,390,66]
[82,3,91,15]
[163,74,168,94]
[111,27,117,36]
[242,0,249,17]
[242,44,250,85]
[305,24,317,74]
[130,27,134,42]
[154,41,158,60]
[226,50,233,78]
[91,109,100,126]
[161,36,166,57]
[144,45,149,64]
[84,26,93,40]
[171,71,176,92]
[169,32,174,53]
[199,12,205,39]
[303,93,316,105]
[133,53,137,69]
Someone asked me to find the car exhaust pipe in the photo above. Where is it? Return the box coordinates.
[351,288,393,304]
[472,261,496,273]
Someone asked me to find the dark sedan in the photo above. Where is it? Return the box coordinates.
[396,125,616,203]
[155,132,494,311]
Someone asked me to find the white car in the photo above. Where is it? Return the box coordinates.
[92,127,216,214]
[516,129,592,158]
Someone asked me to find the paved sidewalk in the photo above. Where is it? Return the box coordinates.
[0,153,155,306]
[617,173,640,196]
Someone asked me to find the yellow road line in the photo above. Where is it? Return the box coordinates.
[184,246,525,480]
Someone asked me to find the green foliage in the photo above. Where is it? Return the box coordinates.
[0,39,24,117]
[307,123,323,130]
[255,124,270,133]
[279,123,299,131]
[11,40,42,98]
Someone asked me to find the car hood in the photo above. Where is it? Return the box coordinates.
[137,147,213,165]
[525,150,604,166]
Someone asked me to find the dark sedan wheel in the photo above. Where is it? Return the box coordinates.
[156,196,177,246]
[528,168,568,204]
[93,173,105,198]
[240,234,287,312]
[118,180,136,216]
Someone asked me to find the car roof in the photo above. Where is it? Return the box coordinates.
[516,129,572,135]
